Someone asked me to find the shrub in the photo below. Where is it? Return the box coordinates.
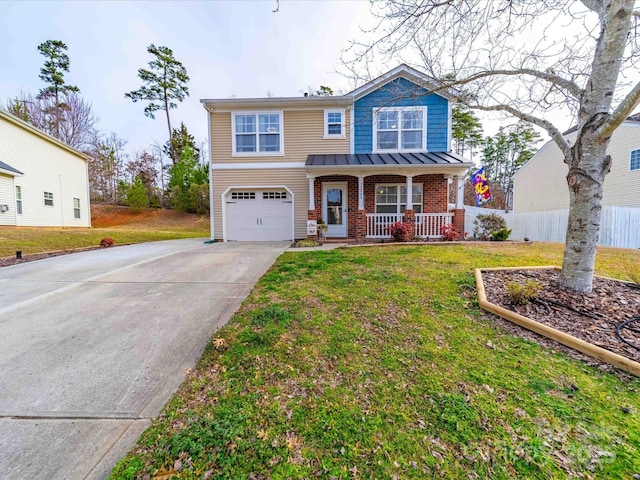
[505,280,542,305]
[491,227,512,241]
[295,239,320,248]
[441,223,459,241]
[387,222,413,242]
[474,213,507,240]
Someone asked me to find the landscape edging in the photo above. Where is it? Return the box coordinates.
[475,266,640,377]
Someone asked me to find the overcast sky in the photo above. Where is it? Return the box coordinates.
[1,0,376,154]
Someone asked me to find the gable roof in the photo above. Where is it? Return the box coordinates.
[0,160,23,177]
[346,64,457,101]
[0,110,89,162]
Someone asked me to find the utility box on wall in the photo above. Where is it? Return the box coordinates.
[0,204,9,212]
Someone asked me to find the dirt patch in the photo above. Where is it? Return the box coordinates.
[91,204,207,230]
[482,268,640,377]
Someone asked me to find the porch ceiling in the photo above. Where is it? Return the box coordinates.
[305,152,472,177]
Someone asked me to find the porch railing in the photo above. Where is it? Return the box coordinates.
[365,212,454,239]
[366,213,405,238]
[415,213,454,238]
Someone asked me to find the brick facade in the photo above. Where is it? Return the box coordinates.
[308,173,454,239]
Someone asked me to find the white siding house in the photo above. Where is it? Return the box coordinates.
[0,110,90,227]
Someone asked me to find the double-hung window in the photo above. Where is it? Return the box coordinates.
[375,184,423,213]
[324,109,345,138]
[233,111,283,155]
[44,191,54,207]
[631,149,640,171]
[15,186,22,214]
[373,107,426,152]
[73,198,81,219]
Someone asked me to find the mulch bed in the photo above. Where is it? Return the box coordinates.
[481,268,640,377]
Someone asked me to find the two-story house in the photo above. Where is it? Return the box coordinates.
[201,65,472,242]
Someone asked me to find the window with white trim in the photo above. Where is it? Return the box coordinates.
[44,191,54,207]
[631,149,640,171]
[73,198,81,219]
[15,186,22,214]
[324,109,345,138]
[375,184,423,213]
[373,107,426,152]
[232,111,283,155]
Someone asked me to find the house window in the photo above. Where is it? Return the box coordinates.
[375,184,423,213]
[373,107,426,152]
[15,186,22,214]
[232,111,283,155]
[73,198,81,219]
[631,149,640,171]
[44,191,54,207]
[324,109,345,138]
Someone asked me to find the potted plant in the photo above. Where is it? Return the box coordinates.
[317,219,328,241]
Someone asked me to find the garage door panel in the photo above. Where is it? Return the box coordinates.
[226,190,292,241]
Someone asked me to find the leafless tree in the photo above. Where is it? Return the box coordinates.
[345,0,640,293]
[5,91,97,150]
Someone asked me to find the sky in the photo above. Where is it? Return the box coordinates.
[0,0,376,155]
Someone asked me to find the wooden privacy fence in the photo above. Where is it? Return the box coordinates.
[464,206,640,249]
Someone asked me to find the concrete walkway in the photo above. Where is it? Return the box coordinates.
[0,239,288,479]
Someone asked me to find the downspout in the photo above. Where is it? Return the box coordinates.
[85,157,92,227]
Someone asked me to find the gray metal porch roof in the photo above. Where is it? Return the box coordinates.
[306,152,470,167]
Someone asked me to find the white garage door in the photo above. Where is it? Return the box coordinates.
[226,190,293,241]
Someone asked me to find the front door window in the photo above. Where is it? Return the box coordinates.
[327,188,343,225]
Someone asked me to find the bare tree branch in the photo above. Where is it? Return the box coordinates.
[598,79,640,137]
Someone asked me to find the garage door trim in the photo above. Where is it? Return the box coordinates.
[221,185,295,242]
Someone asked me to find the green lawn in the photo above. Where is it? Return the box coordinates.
[0,224,209,258]
[111,243,640,479]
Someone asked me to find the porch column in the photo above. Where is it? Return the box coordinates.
[308,176,315,211]
[406,175,413,210]
[455,175,464,209]
[355,176,366,241]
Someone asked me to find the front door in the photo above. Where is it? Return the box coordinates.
[322,183,347,237]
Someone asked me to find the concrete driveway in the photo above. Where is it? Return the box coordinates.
[0,239,288,479]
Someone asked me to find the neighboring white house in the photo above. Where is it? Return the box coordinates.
[0,110,91,227]
[513,116,640,213]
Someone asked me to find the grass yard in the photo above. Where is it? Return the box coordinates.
[0,205,209,258]
[111,243,640,479]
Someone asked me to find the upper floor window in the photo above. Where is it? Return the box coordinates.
[631,149,640,171]
[232,111,283,155]
[15,186,22,214]
[373,107,426,152]
[44,191,54,207]
[324,109,345,138]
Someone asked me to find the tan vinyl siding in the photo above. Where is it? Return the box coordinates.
[513,123,640,213]
[212,167,309,239]
[0,114,90,227]
[210,109,350,164]
[0,174,16,226]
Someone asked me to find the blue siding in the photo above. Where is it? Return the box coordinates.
[354,77,449,153]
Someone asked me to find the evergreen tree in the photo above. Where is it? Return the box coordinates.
[163,122,200,164]
[451,105,483,159]
[168,145,209,214]
[125,44,190,164]
[37,40,80,139]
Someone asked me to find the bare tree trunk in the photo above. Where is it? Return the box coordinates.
[559,136,611,292]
